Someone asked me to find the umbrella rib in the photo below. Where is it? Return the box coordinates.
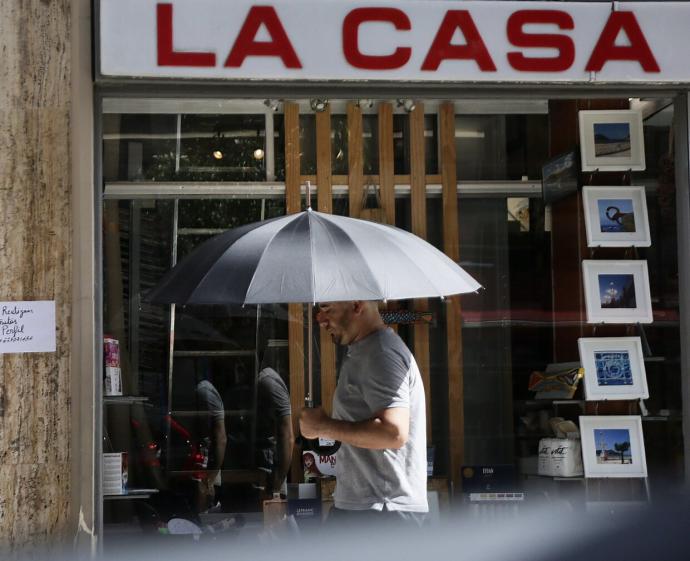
[327,214,472,298]
[317,214,386,299]
[191,214,293,304]
[243,215,301,303]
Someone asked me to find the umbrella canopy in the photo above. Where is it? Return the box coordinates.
[146,209,481,305]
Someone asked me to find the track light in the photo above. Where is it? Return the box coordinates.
[310,98,329,112]
[263,99,280,112]
[396,99,416,113]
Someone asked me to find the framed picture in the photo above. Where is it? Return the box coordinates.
[582,186,651,247]
[578,110,645,172]
[541,150,579,204]
[582,260,653,324]
[579,416,647,478]
[578,337,649,400]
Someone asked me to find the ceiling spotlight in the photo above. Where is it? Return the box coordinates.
[263,99,280,112]
[212,150,224,160]
[253,148,265,160]
[397,99,416,113]
[310,98,329,112]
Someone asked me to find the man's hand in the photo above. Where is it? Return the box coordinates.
[299,407,331,439]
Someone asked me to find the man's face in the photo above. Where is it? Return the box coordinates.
[315,302,356,346]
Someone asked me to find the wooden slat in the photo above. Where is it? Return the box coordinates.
[409,103,432,441]
[347,103,364,218]
[439,102,464,490]
[284,102,305,481]
[315,107,337,415]
[378,103,395,225]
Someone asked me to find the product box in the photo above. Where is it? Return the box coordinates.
[104,336,120,367]
[302,450,336,480]
[104,366,122,396]
[538,438,583,477]
[287,483,321,527]
[103,452,128,495]
[103,336,123,396]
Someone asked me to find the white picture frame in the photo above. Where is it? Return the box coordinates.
[578,110,645,172]
[582,186,651,247]
[582,260,653,324]
[578,337,649,400]
[579,416,647,478]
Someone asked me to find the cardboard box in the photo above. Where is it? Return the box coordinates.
[103,452,128,495]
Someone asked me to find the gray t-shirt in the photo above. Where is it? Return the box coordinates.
[332,328,428,513]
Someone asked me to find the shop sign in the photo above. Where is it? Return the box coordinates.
[0,301,56,354]
[99,0,690,83]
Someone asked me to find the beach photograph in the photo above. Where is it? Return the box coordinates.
[594,428,633,464]
[594,122,631,157]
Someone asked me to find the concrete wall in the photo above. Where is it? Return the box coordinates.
[0,0,79,552]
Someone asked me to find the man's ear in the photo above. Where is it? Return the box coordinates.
[352,300,365,315]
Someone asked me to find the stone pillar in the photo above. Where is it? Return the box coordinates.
[0,0,73,552]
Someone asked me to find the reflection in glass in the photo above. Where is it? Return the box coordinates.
[393,114,438,175]
[103,114,267,182]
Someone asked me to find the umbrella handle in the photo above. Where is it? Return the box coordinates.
[301,301,341,456]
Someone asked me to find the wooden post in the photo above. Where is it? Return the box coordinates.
[378,102,395,226]
[347,102,364,218]
[315,107,337,414]
[409,103,432,441]
[439,102,465,490]
[284,102,305,480]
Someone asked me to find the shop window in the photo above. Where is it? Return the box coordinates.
[454,115,548,180]
[393,114,439,175]
[103,114,267,182]
[101,99,684,538]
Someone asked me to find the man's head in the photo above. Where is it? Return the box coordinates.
[315,300,384,346]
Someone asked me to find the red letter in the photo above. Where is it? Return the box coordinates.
[342,8,411,70]
[224,6,302,68]
[157,3,215,67]
[507,10,574,72]
[421,11,496,71]
[586,12,659,72]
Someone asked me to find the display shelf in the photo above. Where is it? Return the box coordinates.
[104,489,159,500]
[169,409,253,417]
[104,396,150,405]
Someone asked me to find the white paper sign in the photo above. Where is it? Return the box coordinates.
[0,301,56,354]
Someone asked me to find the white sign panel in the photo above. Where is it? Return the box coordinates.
[99,0,690,83]
[0,301,56,354]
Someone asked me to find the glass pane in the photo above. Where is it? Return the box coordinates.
[455,115,548,180]
[332,114,348,175]
[103,114,177,182]
[363,114,379,176]
[392,114,438,175]
[103,114,267,182]
[103,197,294,534]
[300,115,316,176]
[178,114,266,181]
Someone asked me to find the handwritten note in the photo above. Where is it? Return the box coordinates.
[0,301,56,354]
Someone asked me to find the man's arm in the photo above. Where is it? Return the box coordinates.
[209,418,227,477]
[273,414,294,491]
[299,406,409,450]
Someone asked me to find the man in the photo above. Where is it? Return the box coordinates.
[193,375,227,512]
[299,300,428,526]
[255,363,294,496]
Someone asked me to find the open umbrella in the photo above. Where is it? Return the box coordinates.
[146,186,481,453]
